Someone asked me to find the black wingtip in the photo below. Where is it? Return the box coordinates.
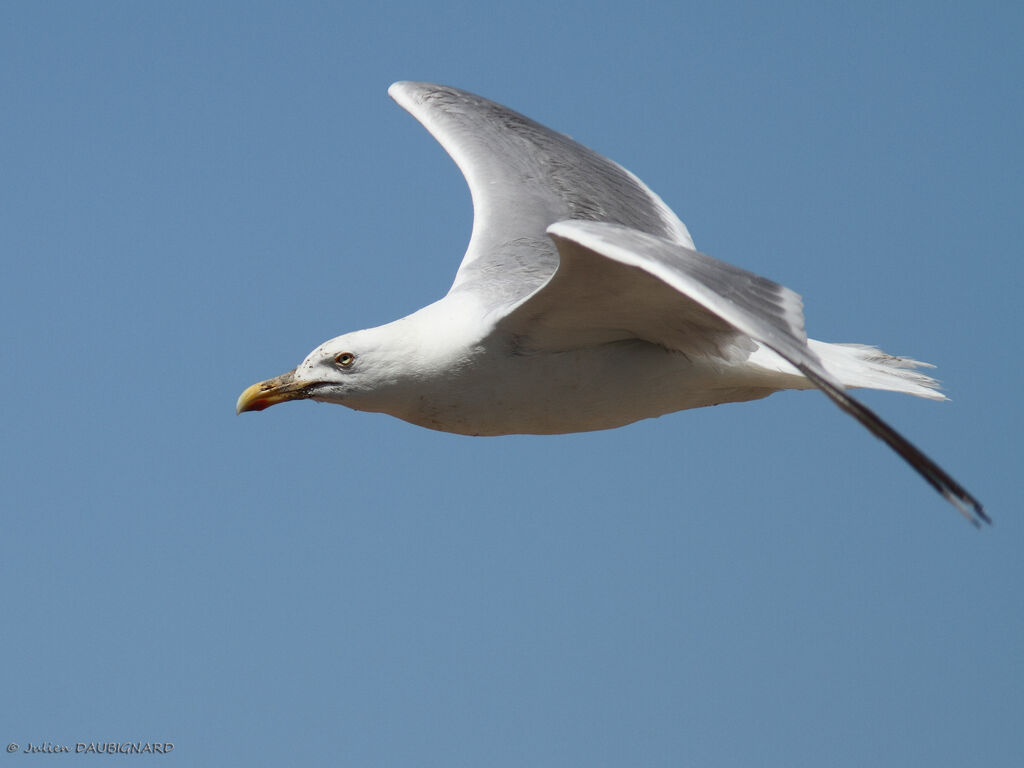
[945,491,990,528]
[795,363,989,527]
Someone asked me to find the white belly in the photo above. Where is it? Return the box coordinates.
[383,339,781,436]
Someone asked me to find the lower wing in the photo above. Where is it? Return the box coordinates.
[499,220,986,525]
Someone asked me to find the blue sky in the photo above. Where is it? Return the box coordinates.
[2,2,1021,765]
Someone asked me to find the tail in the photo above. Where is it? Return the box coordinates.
[808,341,946,400]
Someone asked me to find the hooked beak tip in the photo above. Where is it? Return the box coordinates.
[236,369,305,414]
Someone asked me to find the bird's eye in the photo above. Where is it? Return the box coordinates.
[334,352,355,368]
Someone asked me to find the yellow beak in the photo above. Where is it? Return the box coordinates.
[236,369,312,414]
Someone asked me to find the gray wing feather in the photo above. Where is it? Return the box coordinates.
[502,220,807,362]
[388,82,694,305]
[506,220,988,526]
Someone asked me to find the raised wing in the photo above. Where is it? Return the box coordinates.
[388,82,694,305]
[502,220,987,526]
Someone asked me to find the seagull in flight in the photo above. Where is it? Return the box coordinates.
[237,82,986,526]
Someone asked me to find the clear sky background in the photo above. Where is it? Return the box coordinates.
[2,2,1021,766]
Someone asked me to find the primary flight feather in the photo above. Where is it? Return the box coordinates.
[237,82,986,526]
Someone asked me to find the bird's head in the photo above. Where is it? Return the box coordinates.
[236,329,397,414]
[237,296,486,417]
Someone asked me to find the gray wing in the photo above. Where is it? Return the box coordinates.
[501,220,988,526]
[389,82,694,306]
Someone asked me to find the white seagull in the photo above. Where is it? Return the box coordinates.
[237,82,986,525]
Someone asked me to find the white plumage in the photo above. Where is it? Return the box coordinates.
[237,82,986,525]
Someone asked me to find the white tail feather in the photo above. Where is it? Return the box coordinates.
[808,341,946,400]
